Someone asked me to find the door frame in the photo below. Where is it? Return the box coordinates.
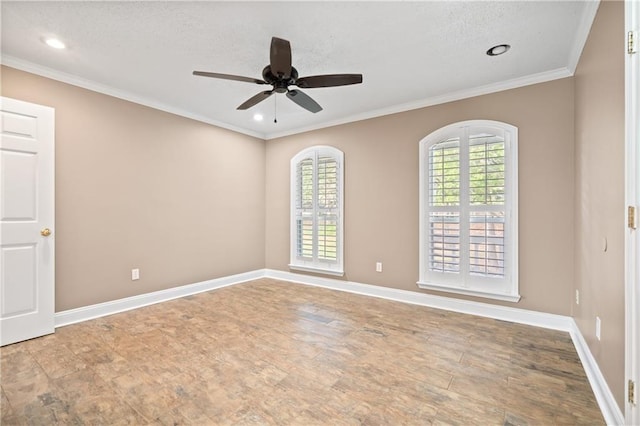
[625,0,639,423]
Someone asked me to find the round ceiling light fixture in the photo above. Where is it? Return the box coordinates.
[486,44,510,56]
[253,113,264,122]
[44,38,66,49]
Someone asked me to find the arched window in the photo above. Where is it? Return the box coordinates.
[290,146,344,276]
[418,120,519,301]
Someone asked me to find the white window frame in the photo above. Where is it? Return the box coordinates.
[418,120,519,302]
[289,145,344,276]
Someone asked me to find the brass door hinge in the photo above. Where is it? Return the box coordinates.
[629,31,637,55]
[630,380,636,405]
[629,206,637,229]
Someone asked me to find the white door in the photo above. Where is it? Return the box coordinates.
[0,97,55,346]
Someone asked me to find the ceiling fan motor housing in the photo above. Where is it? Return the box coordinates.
[262,65,298,93]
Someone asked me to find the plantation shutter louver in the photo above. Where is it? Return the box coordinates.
[469,134,505,278]
[428,137,461,274]
[295,157,314,259]
[317,155,338,261]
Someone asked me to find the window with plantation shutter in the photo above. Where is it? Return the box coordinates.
[290,146,344,276]
[419,121,519,302]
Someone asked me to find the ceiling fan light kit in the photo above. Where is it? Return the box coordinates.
[193,37,363,114]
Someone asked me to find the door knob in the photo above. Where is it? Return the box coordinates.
[41,228,52,237]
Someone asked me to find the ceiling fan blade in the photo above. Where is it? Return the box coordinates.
[270,37,292,79]
[193,71,266,85]
[296,74,363,89]
[237,90,274,110]
[286,89,322,113]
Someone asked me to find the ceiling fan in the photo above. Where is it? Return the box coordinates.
[193,37,363,114]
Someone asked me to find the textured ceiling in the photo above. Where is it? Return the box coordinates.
[1,1,598,139]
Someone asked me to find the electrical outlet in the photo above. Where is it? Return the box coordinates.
[131,268,140,281]
[596,316,601,341]
[575,289,580,305]
[375,262,383,273]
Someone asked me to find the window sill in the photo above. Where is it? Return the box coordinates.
[289,264,344,277]
[416,281,521,303]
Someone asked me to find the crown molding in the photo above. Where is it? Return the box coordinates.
[3,55,576,142]
[265,67,573,139]
[1,55,265,140]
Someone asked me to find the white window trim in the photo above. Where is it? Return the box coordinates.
[289,145,344,277]
[417,120,520,302]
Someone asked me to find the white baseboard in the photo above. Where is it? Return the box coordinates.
[54,267,623,425]
[264,269,573,331]
[54,269,265,328]
[569,320,625,426]
[264,268,623,425]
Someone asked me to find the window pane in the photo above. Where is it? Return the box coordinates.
[469,211,505,277]
[429,138,460,207]
[297,158,314,209]
[428,212,460,273]
[317,214,337,262]
[318,156,338,209]
[469,135,505,206]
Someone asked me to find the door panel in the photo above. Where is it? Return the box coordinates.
[1,150,38,220]
[0,97,55,346]
[1,244,37,316]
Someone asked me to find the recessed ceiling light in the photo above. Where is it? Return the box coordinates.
[44,38,66,49]
[486,44,510,56]
[253,113,264,121]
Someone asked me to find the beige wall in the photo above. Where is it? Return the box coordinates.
[1,66,266,311]
[573,1,625,410]
[266,78,575,315]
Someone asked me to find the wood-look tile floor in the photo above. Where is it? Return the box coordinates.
[1,278,604,425]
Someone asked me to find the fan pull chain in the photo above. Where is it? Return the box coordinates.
[274,94,278,124]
